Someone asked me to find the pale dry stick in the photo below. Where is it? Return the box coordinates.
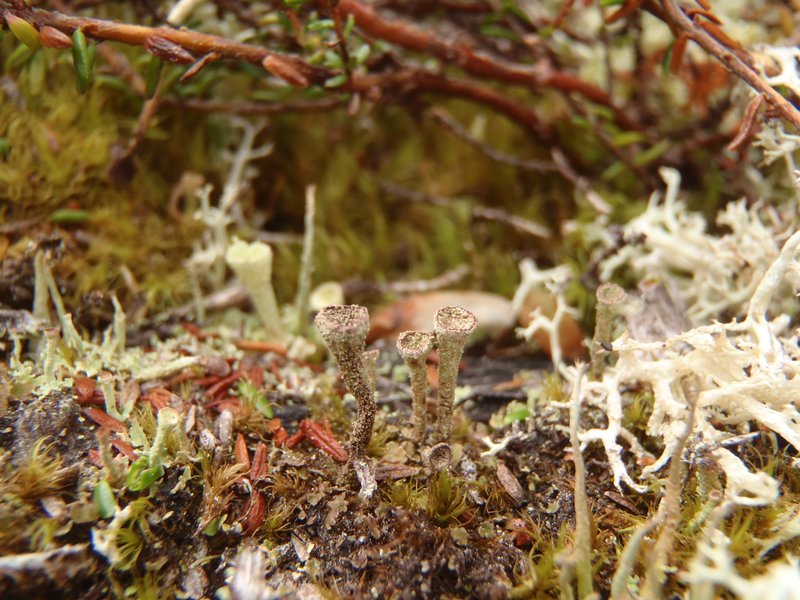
[686,497,733,600]
[609,514,663,600]
[292,185,317,336]
[568,364,593,600]
[314,305,375,464]
[744,228,800,367]
[433,306,477,443]
[396,331,435,442]
[428,107,558,172]
[659,0,800,131]
[640,377,700,599]
[379,181,551,239]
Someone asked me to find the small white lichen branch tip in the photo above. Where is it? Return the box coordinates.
[396,331,435,442]
[433,306,477,443]
[314,305,375,463]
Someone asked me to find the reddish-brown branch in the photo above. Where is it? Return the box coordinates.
[1,2,332,83]
[335,0,640,131]
[352,70,549,138]
[161,96,346,115]
[657,0,800,130]
[0,3,550,135]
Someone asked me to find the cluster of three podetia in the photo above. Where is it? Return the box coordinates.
[314,304,477,494]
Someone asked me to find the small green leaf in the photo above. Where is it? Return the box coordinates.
[352,44,370,66]
[6,13,41,50]
[4,43,35,71]
[307,18,335,32]
[503,407,530,425]
[343,14,355,38]
[322,49,344,70]
[255,394,273,419]
[50,208,91,224]
[611,131,646,147]
[202,516,223,536]
[0,138,10,159]
[126,457,164,491]
[94,479,118,519]
[478,24,519,42]
[27,50,46,95]
[662,40,674,76]
[323,73,348,88]
[634,139,671,167]
[71,28,92,94]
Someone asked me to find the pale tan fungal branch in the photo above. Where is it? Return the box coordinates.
[396,331,435,442]
[433,306,477,443]
[314,305,375,464]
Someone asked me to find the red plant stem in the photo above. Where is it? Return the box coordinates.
[335,0,640,131]
[657,0,800,130]
[0,2,553,135]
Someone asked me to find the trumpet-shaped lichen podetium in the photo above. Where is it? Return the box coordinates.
[225,238,286,343]
[434,306,477,443]
[396,331,434,442]
[314,305,375,463]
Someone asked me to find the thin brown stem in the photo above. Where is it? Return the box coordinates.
[336,0,641,131]
[658,0,800,130]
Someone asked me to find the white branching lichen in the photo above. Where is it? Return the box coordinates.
[513,259,577,374]
[595,167,798,322]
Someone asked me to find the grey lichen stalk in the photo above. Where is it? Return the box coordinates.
[314,305,376,464]
[396,331,435,442]
[433,306,477,442]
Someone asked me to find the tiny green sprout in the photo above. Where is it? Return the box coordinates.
[235,378,273,418]
[202,515,224,537]
[126,408,180,491]
[126,457,164,492]
[94,479,118,519]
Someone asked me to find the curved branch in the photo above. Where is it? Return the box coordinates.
[657,0,800,130]
[335,0,640,131]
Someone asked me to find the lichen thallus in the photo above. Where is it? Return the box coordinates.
[315,304,477,485]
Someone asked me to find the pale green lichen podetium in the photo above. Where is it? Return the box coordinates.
[225,238,286,343]
[590,282,626,378]
[314,305,375,463]
[396,331,434,442]
[434,306,477,442]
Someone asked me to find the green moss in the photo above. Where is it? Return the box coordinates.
[426,470,469,527]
